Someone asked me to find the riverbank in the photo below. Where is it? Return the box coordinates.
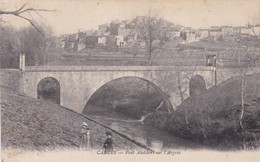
[144,74,260,150]
[1,86,145,151]
[90,115,207,151]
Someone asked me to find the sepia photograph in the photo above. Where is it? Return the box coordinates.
[1,0,260,161]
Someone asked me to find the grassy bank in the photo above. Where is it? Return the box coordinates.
[144,74,260,150]
[1,86,145,151]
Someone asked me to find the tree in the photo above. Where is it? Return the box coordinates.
[136,10,168,65]
[239,66,247,130]
[0,26,20,68]
[236,44,258,130]
[18,25,53,66]
[175,67,197,124]
[0,4,55,67]
[0,3,55,35]
[153,66,196,114]
[246,47,260,67]
[0,25,53,68]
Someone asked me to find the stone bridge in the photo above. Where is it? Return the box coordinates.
[17,66,260,113]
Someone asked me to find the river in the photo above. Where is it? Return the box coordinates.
[90,115,206,151]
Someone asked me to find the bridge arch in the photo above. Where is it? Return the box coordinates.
[82,76,173,119]
[37,77,61,105]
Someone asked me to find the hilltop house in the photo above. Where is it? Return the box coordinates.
[180,29,196,43]
[221,26,234,36]
[166,29,181,40]
[68,34,77,42]
[252,25,260,37]
[233,27,241,35]
[62,34,77,51]
[117,27,138,42]
[85,36,98,48]
[209,29,222,37]
[98,36,108,46]
[110,20,121,36]
[115,35,125,48]
[186,31,196,43]
[118,27,136,37]
[125,34,138,42]
[241,27,255,35]
[107,36,117,49]
[60,41,66,49]
[210,26,220,30]
[77,43,86,51]
[199,29,210,38]
[57,35,67,48]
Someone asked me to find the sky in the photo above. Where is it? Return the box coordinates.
[1,0,260,36]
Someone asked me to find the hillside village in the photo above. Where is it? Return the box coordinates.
[58,16,260,52]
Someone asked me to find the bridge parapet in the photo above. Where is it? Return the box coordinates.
[216,67,260,84]
[25,66,215,72]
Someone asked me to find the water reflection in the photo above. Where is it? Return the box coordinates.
[91,116,204,151]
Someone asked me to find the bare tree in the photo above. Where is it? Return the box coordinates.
[136,10,168,65]
[239,67,247,129]
[18,25,53,66]
[153,66,195,116]
[235,46,260,148]
[0,4,55,67]
[246,47,260,67]
[175,67,197,124]
[236,45,258,130]
[0,3,55,35]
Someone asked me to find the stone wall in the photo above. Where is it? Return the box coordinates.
[0,69,22,92]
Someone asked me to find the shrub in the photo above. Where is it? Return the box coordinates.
[143,103,260,150]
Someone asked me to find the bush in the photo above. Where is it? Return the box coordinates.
[143,112,171,129]
[143,103,260,150]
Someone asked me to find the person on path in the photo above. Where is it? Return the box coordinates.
[80,122,90,151]
[103,131,113,153]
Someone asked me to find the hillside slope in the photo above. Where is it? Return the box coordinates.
[178,73,260,119]
[1,86,144,151]
[144,74,260,149]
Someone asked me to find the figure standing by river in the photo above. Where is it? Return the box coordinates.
[103,131,113,153]
[80,122,90,151]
